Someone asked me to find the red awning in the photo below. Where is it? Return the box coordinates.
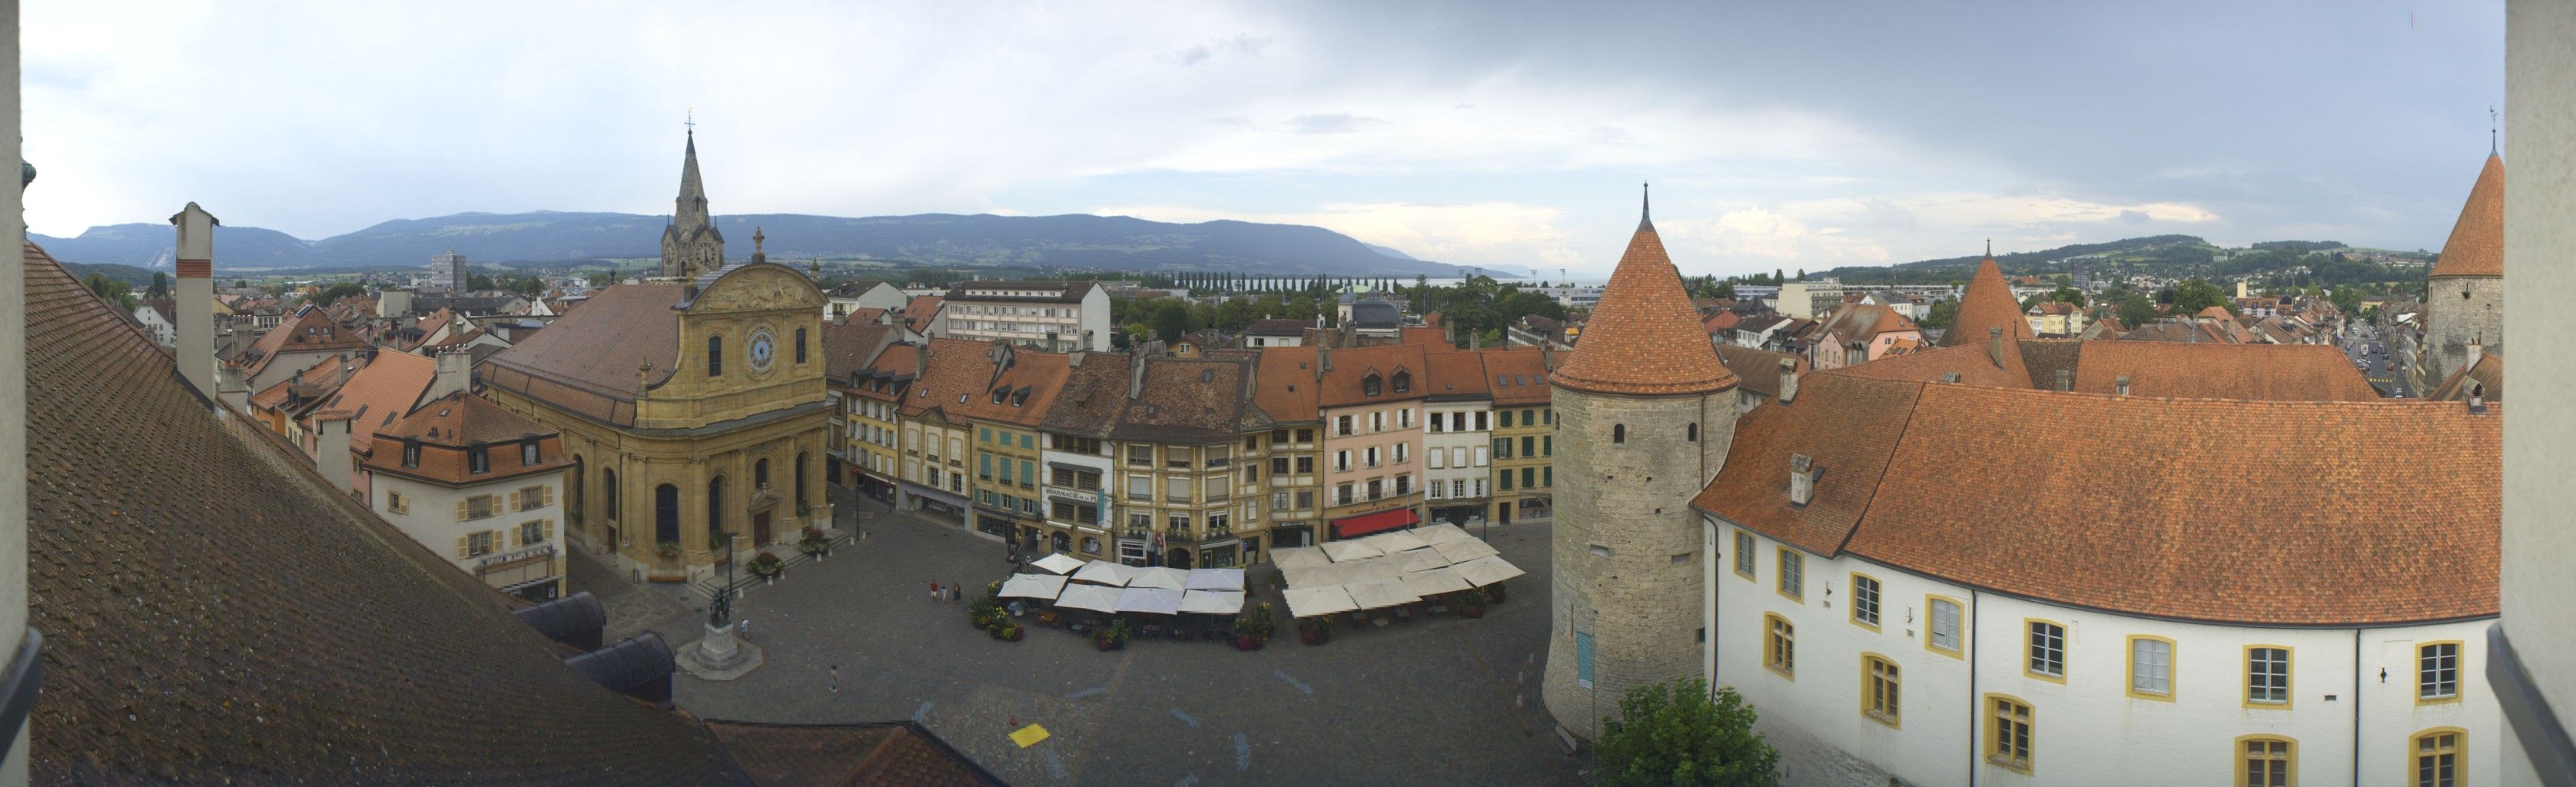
[1330,508,1420,540]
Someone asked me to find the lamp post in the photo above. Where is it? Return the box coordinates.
[709,528,736,627]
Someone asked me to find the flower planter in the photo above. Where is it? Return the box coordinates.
[1234,636,1265,651]
[1299,629,1329,646]
[1460,606,1486,619]
[1095,636,1124,652]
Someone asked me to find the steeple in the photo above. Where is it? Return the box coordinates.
[2429,153,2504,279]
[1638,181,1652,231]
[1937,249,2036,347]
[659,118,725,278]
[1552,190,1734,396]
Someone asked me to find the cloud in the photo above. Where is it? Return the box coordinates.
[1094,201,1579,267]
[1286,113,1390,135]
[2118,209,2150,224]
[1165,34,1272,66]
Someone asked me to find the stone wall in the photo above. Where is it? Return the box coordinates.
[2423,274,2504,384]
[1541,384,1734,738]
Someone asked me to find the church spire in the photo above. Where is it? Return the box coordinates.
[1638,182,1653,231]
[660,117,725,278]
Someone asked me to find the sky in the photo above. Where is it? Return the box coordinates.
[25,1,2503,277]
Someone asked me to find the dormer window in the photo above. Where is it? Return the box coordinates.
[1392,371,1412,394]
[1362,374,1382,397]
[992,387,1008,404]
[521,437,540,465]
[401,439,421,468]
[468,444,490,474]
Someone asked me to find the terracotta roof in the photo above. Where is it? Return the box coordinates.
[363,391,573,486]
[1422,350,1492,400]
[1481,346,1555,406]
[903,295,945,334]
[1252,346,1323,423]
[1701,310,1741,334]
[1399,325,1450,348]
[1313,344,1429,407]
[2429,154,2504,278]
[305,350,438,449]
[899,337,1069,428]
[2430,352,2504,402]
[1714,344,1807,399]
[482,284,684,425]
[1552,218,1734,395]
[1114,355,1273,443]
[821,317,899,384]
[251,352,369,413]
[1040,353,1131,438]
[2066,341,2379,400]
[702,720,1004,787]
[1244,318,1310,336]
[1826,337,2032,390]
[1814,304,1918,347]
[21,242,754,784]
[238,307,369,377]
[1937,256,2034,347]
[1695,372,2498,626]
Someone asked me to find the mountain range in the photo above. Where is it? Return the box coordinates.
[32,211,1464,277]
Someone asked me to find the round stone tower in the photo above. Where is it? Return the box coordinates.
[2422,152,2503,386]
[1541,191,1738,739]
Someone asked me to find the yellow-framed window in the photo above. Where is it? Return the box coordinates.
[1924,595,1965,658]
[1861,653,1900,728]
[2409,727,2464,787]
[2024,619,2066,682]
[1764,613,1795,679]
[1776,548,1804,601]
[2126,635,2176,701]
[2245,645,2292,709]
[1985,693,2033,773]
[2236,735,2294,787]
[1850,573,1883,630]
[2415,642,2461,704]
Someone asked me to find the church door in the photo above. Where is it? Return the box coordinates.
[753,512,772,547]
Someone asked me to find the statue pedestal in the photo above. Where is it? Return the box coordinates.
[678,622,764,681]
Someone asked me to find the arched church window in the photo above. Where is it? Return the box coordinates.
[795,328,808,364]
[708,335,725,377]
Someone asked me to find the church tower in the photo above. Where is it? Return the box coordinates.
[1542,188,1739,739]
[2422,152,2504,385]
[660,127,726,279]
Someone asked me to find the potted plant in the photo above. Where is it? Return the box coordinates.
[1485,582,1506,603]
[986,579,1004,599]
[1233,603,1275,650]
[748,550,785,582]
[991,619,1024,641]
[656,540,682,560]
[796,500,813,517]
[1094,619,1134,651]
[798,529,831,559]
[1458,587,1488,619]
[1297,616,1331,646]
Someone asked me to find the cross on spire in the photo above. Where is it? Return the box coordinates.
[686,108,695,135]
[2490,105,2498,155]
[1985,237,1992,257]
[1637,181,1653,231]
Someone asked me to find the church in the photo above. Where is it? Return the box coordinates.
[481,130,833,582]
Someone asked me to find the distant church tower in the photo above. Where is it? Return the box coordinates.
[660,125,726,279]
[2422,151,2504,385]
[1542,188,1740,739]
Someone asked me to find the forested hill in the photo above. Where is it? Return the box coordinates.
[1817,235,2428,286]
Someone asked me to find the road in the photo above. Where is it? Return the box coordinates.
[2344,324,2415,398]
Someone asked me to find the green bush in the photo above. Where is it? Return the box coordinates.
[1593,679,1779,787]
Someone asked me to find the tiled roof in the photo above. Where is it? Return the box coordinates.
[1313,344,1429,407]
[1695,372,2498,626]
[944,280,1097,302]
[1552,219,1734,396]
[1114,356,1272,443]
[1714,344,1807,399]
[702,720,1004,787]
[1251,346,1323,423]
[1937,256,2034,347]
[1040,354,1131,438]
[899,337,1068,428]
[482,284,685,425]
[1814,304,1917,346]
[307,349,438,450]
[21,242,755,785]
[821,318,899,385]
[2429,154,2504,278]
[251,352,368,413]
[363,391,572,486]
[1826,337,2031,390]
[2430,352,2504,402]
[238,307,369,377]
[1422,350,1492,400]
[2066,341,2380,400]
[1481,347,1555,406]
[904,296,945,334]
[1243,318,1310,336]
[1399,325,1450,348]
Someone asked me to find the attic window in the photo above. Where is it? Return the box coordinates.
[522,437,540,465]
[401,439,421,468]
[1392,371,1412,394]
[1363,374,1383,397]
[993,388,1009,404]
[1496,375,1508,387]
[468,444,490,474]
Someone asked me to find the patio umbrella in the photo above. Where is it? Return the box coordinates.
[1283,586,1359,618]
[1129,566,1190,590]
[1393,549,1452,573]
[998,573,1069,599]
[1029,553,1087,574]
[1412,523,1473,546]
[1071,560,1138,586]
[1451,555,1526,586]
[1283,564,1349,589]
[1114,586,1185,615]
[1343,579,1422,610]
[1054,583,1124,613]
[1178,589,1245,614]
[1185,568,1246,592]
[1357,530,1429,553]
[1339,559,1402,584]
[1432,538,1499,563]
[1399,566,1472,598]
[1320,540,1386,563]
[1271,546,1333,571]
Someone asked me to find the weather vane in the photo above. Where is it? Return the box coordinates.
[686,107,695,134]
[2489,105,2498,154]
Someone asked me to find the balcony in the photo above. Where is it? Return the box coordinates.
[1164,493,1193,504]
[1123,527,1154,540]
[1197,530,1237,546]
[1204,490,1230,503]
[1126,491,1150,502]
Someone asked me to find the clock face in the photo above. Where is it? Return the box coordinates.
[749,330,777,373]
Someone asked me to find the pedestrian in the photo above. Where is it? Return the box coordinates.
[951,582,962,602]
[828,664,840,693]
[928,580,941,602]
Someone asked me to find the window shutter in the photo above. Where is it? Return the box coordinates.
[543,486,556,506]
[456,499,469,521]
[456,535,469,559]
[509,491,523,510]
[544,520,555,542]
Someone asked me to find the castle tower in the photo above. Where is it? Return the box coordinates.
[1542,188,1739,738]
[2423,153,2503,384]
[659,126,726,279]
[1937,250,2033,347]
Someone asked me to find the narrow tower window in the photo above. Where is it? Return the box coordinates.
[707,335,724,377]
[1687,423,1698,442]
[1612,423,1625,444]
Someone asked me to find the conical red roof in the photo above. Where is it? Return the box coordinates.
[1937,256,2034,347]
[1553,218,1736,396]
[2430,154,2503,278]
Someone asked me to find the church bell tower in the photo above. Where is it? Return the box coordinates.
[660,119,726,279]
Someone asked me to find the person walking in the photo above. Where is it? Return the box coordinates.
[928,580,941,602]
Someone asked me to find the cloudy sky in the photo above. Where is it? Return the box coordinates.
[25,1,2501,277]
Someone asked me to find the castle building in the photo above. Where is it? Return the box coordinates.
[659,129,726,280]
[2421,153,2504,387]
[1541,192,1741,738]
[481,134,831,582]
[1937,252,2035,349]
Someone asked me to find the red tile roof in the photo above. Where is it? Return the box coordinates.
[1552,218,1734,395]
[1482,347,1555,405]
[483,283,685,423]
[1938,256,2034,347]
[306,350,437,449]
[903,295,945,334]
[1252,346,1323,423]
[1314,344,1429,407]
[363,391,572,486]
[2429,154,2504,278]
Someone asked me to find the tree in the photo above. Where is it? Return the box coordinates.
[2050,285,2083,304]
[1920,298,1956,328]
[1715,281,1736,301]
[468,273,495,291]
[316,281,368,307]
[587,270,615,287]
[83,273,136,312]
[148,271,170,299]
[1594,678,1779,787]
[1149,299,1200,342]
[2167,278,2229,315]
[2117,292,2159,327]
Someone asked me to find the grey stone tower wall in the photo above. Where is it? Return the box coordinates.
[1541,384,1735,738]
[2425,274,2505,383]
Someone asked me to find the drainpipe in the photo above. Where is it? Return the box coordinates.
[2352,628,2361,786]
[1968,588,1980,787]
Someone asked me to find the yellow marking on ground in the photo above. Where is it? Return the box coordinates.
[1011,724,1052,748]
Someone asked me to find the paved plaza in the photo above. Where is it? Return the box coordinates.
[581,486,1585,786]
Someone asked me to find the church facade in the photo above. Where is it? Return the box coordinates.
[481,133,832,582]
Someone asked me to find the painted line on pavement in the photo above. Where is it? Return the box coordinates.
[1170,708,1200,729]
[1064,686,1107,699]
[911,701,932,723]
[1273,669,1313,695]
[1233,733,1250,770]
[1043,750,1069,780]
[1174,775,1199,787]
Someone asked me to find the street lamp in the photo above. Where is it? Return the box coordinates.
[709,528,737,627]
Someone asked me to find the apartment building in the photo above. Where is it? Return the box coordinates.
[935,281,1110,352]
[1420,349,1494,528]
[1313,344,1429,541]
[1485,347,1555,524]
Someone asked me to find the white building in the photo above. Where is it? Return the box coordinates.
[825,279,908,320]
[360,388,573,602]
[1777,279,1845,319]
[1419,350,1493,528]
[934,281,1110,352]
[1692,370,2501,787]
[430,249,468,291]
[132,301,178,347]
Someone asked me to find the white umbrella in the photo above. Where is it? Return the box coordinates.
[1283,564,1348,589]
[1399,566,1472,598]
[1343,579,1422,610]
[1178,589,1245,614]
[1115,586,1185,615]
[1452,555,1526,586]
[1054,583,1124,613]
[1030,553,1087,574]
[1129,566,1190,590]
[1358,530,1429,553]
[1185,568,1246,591]
[1339,559,1403,584]
[1393,549,1452,573]
[998,573,1069,599]
[1283,586,1359,618]
[1271,546,1333,571]
[1071,560,1138,586]
[1433,538,1499,563]
[1413,523,1473,546]
[1321,540,1386,563]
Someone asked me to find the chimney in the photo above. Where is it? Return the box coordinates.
[1776,358,1799,404]
[1788,454,1815,506]
[313,412,355,493]
[424,347,473,403]
[2115,376,2131,396]
[1319,348,1333,374]
[171,203,219,398]
[1129,352,1149,399]
[2053,369,2071,392]
[1986,326,2004,367]
[914,343,928,381]
[2469,384,2487,415]
[1068,350,1086,368]
[1470,330,1482,351]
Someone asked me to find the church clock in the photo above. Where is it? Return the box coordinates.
[748,329,777,374]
